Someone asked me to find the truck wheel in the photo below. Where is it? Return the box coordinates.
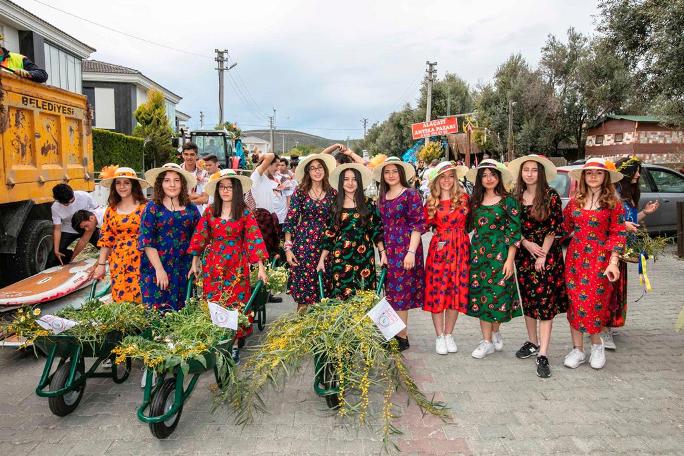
[11,220,54,281]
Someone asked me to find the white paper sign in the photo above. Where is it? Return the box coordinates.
[208,301,238,330]
[36,315,78,334]
[366,297,406,341]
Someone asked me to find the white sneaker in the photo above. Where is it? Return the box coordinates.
[602,329,616,350]
[471,340,495,359]
[492,331,503,351]
[435,335,448,355]
[563,348,586,368]
[445,334,458,353]
[590,343,606,369]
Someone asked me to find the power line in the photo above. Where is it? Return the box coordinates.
[233,67,269,118]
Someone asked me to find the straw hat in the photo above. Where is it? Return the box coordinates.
[371,156,416,182]
[329,163,372,189]
[465,159,513,186]
[99,166,150,188]
[294,153,337,183]
[144,163,197,190]
[425,161,468,184]
[204,169,252,195]
[507,154,557,182]
[568,158,623,183]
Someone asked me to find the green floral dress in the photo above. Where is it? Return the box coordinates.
[466,195,522,322]
[321,198,384,300]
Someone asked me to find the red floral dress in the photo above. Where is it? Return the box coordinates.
[423,196,470,314]
[187,208,268,338]
[563,199,626,334]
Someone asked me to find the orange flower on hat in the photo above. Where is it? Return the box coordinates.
[197,159,206,170]
[367,154,388,169]
[210,171,222,180]
[605,161,617,171]
[100,165,119,179]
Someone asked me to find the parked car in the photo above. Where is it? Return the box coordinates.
[549,164,684,234]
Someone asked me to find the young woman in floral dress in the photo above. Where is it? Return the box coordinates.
[563,159,626,370]
[508,155,568,378]
[423,162,470,355]
[317,163,386,300]
[188,169,268,362]
[92,167,148,303]
[374,157,425,351]
[465,159,522,359]
[139,163,201,312]
[283,154,337,311]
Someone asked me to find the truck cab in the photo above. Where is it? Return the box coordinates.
[189,129,235,168]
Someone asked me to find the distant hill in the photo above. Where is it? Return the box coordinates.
[243,129,361,150]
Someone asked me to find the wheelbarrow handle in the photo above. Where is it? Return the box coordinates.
[317,271,325,300]
[245,280,264,314]
[185,275,195,301]
[88,280,112,300]
[376,266,387,296]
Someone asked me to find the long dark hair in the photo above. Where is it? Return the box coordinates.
[152,171,190,207]
[379,164,410,200]
[334,168,369,226]
[299,158,333,195]
[470,167,507,214]
[615,157,641,207]
[108,179,146,208]
[514,161,551,221]
[212,178,246,220]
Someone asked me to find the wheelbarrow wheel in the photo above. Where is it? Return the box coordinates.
[48,360,85,416]
[149,378,183,439]
[322,362,341,410]
[256,306,266,331]
[111,356,132,384]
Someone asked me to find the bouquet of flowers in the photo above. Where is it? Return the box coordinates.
[250,265,288,294]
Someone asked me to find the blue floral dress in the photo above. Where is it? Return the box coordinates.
[378,188,426,311]
[138,202,200,312]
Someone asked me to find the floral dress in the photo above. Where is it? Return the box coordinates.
[378,188,426,311]
[98,203,146,303]
[138,202,200,312]
[320,198,384,300]
[187,208,268,338]
[466,195,522,322]
[515,189,568,320]
[424,196,470,314]
[283,188,337,305]
[563,200,626,334]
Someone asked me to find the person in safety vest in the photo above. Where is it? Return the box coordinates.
[1,38,48,83]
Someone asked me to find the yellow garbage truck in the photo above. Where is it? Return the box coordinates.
[0,70,94,284]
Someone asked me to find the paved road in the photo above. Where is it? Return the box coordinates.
[1,248,682,455]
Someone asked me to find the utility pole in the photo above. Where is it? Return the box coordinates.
[268,115,275,153]
[424,61,437,145]
[199,111,204,128]
[282,132,285,154]
[361,117,368,140]
[507,100,516,162]
[447,93,451,116]
[215,49,237,127]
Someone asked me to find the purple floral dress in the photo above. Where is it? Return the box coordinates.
[283,188,337,305]
[378,188,426,311]
[138,202,200,312]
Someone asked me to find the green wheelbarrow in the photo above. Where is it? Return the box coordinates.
[33,281,132,417]
[313,267,386,409]
[137,278,264,439]
[251,257,278,332]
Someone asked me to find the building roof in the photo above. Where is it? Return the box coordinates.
[82,59,139,74]
[176,110,191,121]
[589,114,666,129]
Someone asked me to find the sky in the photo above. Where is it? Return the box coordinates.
[15,0,600,139]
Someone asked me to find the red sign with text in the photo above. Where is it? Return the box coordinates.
[411,116,459,140]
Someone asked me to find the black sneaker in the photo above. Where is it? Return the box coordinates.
[515,341,540,359]
[395,336,410,352]
[231,347,240,365]
[268,294,283,303]
[536,355,551,378]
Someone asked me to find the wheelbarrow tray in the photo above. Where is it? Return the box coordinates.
[34,330,126,359]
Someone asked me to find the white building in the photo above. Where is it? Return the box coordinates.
[241,135,272,154]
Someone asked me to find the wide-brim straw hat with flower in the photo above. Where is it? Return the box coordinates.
[329,163,373,189]
[426,161,468,184]
[99,165,150,188]
[204,168,252,195]
[568,158,623,183]
[144,163,197,190]
[371,156,416,182]
[507,154,557,183]
[466,159,513,186]
[294,153,337,183]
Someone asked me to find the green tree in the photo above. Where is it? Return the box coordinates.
[417,72,474,119]
[133,89,175,169]
[362,104,421,156]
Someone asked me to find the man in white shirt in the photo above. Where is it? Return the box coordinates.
[275,158,297,223]
[69,207,105,262]
[200,154,220,206]
[180,143,209,207]
[50,184,98,265]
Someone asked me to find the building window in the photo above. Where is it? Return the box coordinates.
[43,42,82,92]
[595,135,604,145]
[615,133,624,143]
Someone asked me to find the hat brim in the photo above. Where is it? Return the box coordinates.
[372,160,416,182]
[465,166,513,186]
[204,174,252,196]
[144,167,198,190]
[329,163,372,189]
[294,154,337,183]
[568,168,623,183]
[430,164,468,183]
[99,176,151,189]
[508,155,557,183]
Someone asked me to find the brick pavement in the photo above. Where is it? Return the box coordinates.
[0,248,682,455]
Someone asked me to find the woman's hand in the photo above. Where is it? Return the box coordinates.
[625,221,639,233]
[502,258,515,280]
[379,251,388,267]
[604,263,620,282]
[534,256,546,272]
[90,264,106,281]
[286,250,299,267]
[523,239,545,258]
[257,264,269,284]
[643,200,660,215]
[316,257,326,272]
[155,267,169,290]
[187,263,199,279]
[403,251,415,270]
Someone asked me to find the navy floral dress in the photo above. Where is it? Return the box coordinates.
[138,202,201,312]
[378,188,426,311]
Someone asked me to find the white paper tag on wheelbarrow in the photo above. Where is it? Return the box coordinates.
[36,315,78,334]
[207,301,238,330]
[366,297,405,340]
